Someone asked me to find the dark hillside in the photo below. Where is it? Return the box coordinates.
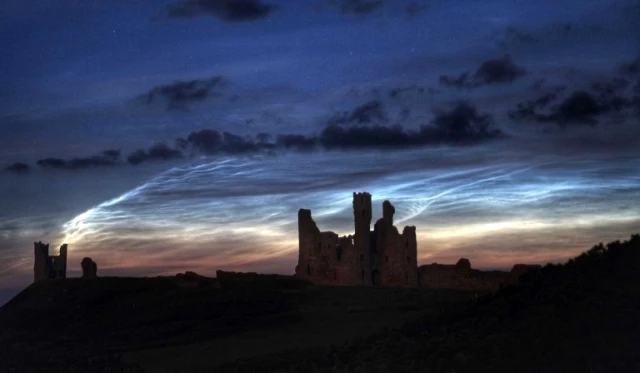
[2,235,637,372]
[0,273,471,372]
[223,234,640,373]
[0,275,300,371]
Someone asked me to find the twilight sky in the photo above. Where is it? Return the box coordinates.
[1,0,639,301]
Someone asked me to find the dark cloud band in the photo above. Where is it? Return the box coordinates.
[165,0,277,21]
[142,76,226,111]
[439,55,526,88]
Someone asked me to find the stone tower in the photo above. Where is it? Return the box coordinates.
[33,242,50,282]
[57,244,68,278]
[296,208,319,277]
[353,192,372,285]
[295,192,419,287]
[33,241,67,282]
[382,200,395,225]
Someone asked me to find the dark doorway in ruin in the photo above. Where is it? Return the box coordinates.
[372,269,381,286]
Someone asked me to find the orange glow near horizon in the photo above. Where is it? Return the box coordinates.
[2,151,640,289]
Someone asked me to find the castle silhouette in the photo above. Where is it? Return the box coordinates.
[295,192,540,289]
[296,192,418,287]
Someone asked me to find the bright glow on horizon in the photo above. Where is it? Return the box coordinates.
[39,149,640,282]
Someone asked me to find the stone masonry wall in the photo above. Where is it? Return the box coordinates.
[418,259,542,291]
[295,209,364,286]
[33,242,50,282]
[373,201,418,287]
[353,192,372,285]
[295,192,539,290]
[33,242,67,282]
[296,193,418,287]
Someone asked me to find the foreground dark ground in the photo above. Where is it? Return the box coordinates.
[0,272,475,373]
[224,235,640,373]
[1,235,639,373]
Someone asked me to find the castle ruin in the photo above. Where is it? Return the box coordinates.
[33,241,67,282]
[295,192,418,287]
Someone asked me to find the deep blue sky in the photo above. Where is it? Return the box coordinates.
[1,0,639,305]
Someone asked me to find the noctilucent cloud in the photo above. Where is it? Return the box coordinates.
[1,0,639,301]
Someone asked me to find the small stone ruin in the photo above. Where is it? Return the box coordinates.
[81,257,98,279]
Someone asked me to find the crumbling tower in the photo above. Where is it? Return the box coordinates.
[33,241,67,282]
[296,208,320,277]
[56,244,68,278]
[382,200,395,225]
[353,192,372,285]
[33,242,50,282]
[295,192,419,287]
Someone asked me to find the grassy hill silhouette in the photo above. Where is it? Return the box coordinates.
[224,234,640,373]
[0,235,638,373]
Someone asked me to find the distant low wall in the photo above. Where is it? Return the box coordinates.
[418,260,541,291]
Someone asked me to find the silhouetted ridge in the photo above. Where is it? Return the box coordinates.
[222,234,640,373]
[1,236,638,373]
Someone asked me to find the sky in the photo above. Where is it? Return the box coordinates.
[1,0,639,305]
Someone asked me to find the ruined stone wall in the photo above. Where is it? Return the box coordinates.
[296,194,421,288]
[418,259,541,291]
[312,231,342,284]
[296,209,364,286]
[296,209,320,275]
[418,259,509,291]
[302,232,364,286]
[33,242,67,282]
[353,192,372,285]
[418,263,463,289]
[373,201,418,287]
[401,226,418,286]
[33,242,50,282]
[51,244,67,279]
[335,235,362,284]
[381,226,412,286]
